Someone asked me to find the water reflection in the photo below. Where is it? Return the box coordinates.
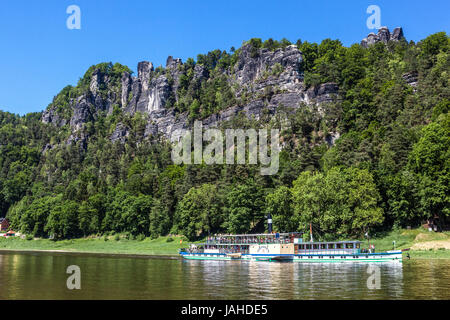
[182,260,406,300]
[0,252,449,300]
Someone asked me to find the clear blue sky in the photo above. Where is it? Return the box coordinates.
[0,0,449,115]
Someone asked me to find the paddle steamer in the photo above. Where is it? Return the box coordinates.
[179,217,403,262]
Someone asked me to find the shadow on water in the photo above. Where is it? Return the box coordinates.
[0,251,449,299]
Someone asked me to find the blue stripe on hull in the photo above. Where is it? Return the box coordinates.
[179,251,403,262]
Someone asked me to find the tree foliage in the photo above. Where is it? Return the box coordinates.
[1,32,449,240]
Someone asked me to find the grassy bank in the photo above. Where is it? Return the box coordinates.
[1,228,449,259]
[0,235,188,256]
[368,227,450,259]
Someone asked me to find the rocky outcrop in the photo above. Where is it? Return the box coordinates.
[232,43,303,96]
[121,72,132,108]
[193,64,207,81]
[122,61,167,114]
[69,96,93,131]
[390,27,404,41]
[361,27,405,48]
[42,108,67,127]
[402,71,418,87]
[121,57,182,115]
[141,44,311,139]
[42,40,348,144]
[138,61,153,92]
[110,123,130,143]
[326,132,341,146]
[304,83,339,105]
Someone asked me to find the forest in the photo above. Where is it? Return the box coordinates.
[0,32,448,241]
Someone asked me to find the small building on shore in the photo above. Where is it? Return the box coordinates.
[0,218,10,232]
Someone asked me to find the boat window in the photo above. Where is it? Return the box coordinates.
[346,243,354,249]
[327,243,334,249]
[336,243,343,249]
[306,244,311,250]
[356,243,360,249]
[320,244,327,249]
[313,244,319,250]
[299,244,305,250]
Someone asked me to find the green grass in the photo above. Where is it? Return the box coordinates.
[407,248,450,259]
[0,235,189,256]
[1,228,449,259]
[366,227,450,259]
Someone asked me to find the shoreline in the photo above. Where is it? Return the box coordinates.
[0,248,179,259]
[0,235,186,258]
[0,246,449,260]
[1,228,449,260]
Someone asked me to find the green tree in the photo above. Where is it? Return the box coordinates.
[291,171,325,237]
[149,198,172,238]
[175,184,224,240]
[266,186,296,232]
[224,182,265,234]
[407,114,450,228]
[120,195,152,236]
[291,168,383,239]
[46,200,81,239]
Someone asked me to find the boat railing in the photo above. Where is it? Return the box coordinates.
[183,247,250,254]
[296,248,360,255]
[205,239,292,245]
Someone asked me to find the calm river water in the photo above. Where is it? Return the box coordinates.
[0,251,449,300]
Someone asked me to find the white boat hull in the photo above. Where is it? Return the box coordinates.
[180,251,403,262]
[293,251,402,263]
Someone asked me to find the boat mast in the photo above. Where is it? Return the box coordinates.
[267,213,273,234]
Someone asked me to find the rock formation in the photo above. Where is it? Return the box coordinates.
[361,27,405,48]
[42,36,380,145]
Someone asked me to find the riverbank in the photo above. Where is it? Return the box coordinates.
[1,228,449,259]
[368,227,450,259]
[0,235,187,257]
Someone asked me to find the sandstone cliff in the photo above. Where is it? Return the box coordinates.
[43,29,406,145]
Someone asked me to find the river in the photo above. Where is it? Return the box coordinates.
[0,251,448,299]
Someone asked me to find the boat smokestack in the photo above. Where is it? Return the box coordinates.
[267,213,273,233]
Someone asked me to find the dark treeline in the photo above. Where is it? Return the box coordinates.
[0,32,448,240]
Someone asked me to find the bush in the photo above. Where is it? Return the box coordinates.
[150,233,158,240]
[136,234,145,241]
[272,63,284,77]
[26,234,33,241]
[114,234,120,241]
[166,237,174,243]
